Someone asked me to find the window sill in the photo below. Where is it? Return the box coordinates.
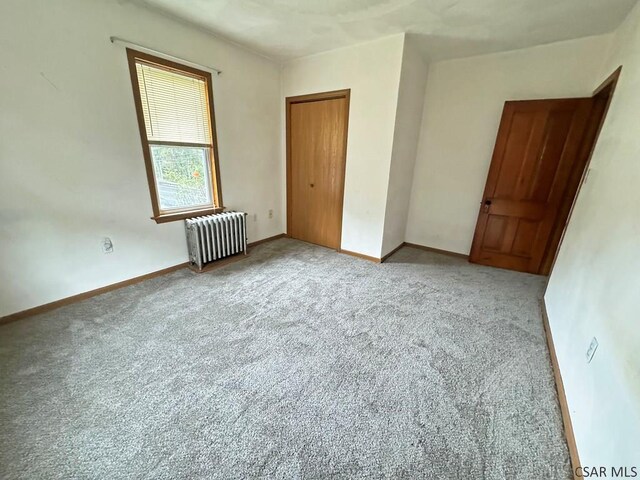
[151,207,224,224]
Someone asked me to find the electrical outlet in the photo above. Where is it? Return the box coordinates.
[268,209,273,219]
[102,237,113,254]
[586,337,598,363]
[253,213,257,222]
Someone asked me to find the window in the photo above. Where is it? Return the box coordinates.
[126,49,223,223]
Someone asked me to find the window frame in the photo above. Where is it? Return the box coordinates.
[125,48,224,223]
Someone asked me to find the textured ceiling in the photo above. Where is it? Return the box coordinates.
[132,0,638,61]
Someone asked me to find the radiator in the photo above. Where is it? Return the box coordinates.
[185,212,248,271]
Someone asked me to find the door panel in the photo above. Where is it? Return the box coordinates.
[288,93,349,250]
[483,216,508,251]
[511,220,538,257]
[469,98,593,274]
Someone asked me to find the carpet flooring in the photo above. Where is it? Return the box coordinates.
[0,238,571,479]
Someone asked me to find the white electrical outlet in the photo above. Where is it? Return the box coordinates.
[102,237,114,254]
[268,209,273,219]
[253,213,257,222]
[586,337,598,363]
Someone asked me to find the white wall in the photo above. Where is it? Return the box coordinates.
[406,34,612,254]
[0,0,283,317]
[381,38,429,257]
[282,35,405,258]
[545,2,640,466]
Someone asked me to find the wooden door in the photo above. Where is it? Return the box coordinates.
[287,90,350,249]
[469,98,593,274]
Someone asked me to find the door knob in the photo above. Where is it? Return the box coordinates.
[483,199,492,212]
[310,183,315,188]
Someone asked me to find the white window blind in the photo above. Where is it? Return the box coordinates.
[135,61,212,145]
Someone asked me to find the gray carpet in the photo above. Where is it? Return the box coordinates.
[0,238,571,479]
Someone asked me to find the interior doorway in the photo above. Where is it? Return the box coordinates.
[286,90,350,250]
[469,68,621,275]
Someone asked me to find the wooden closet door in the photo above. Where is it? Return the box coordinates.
[469,98,593,274]
[287,92,349,250]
